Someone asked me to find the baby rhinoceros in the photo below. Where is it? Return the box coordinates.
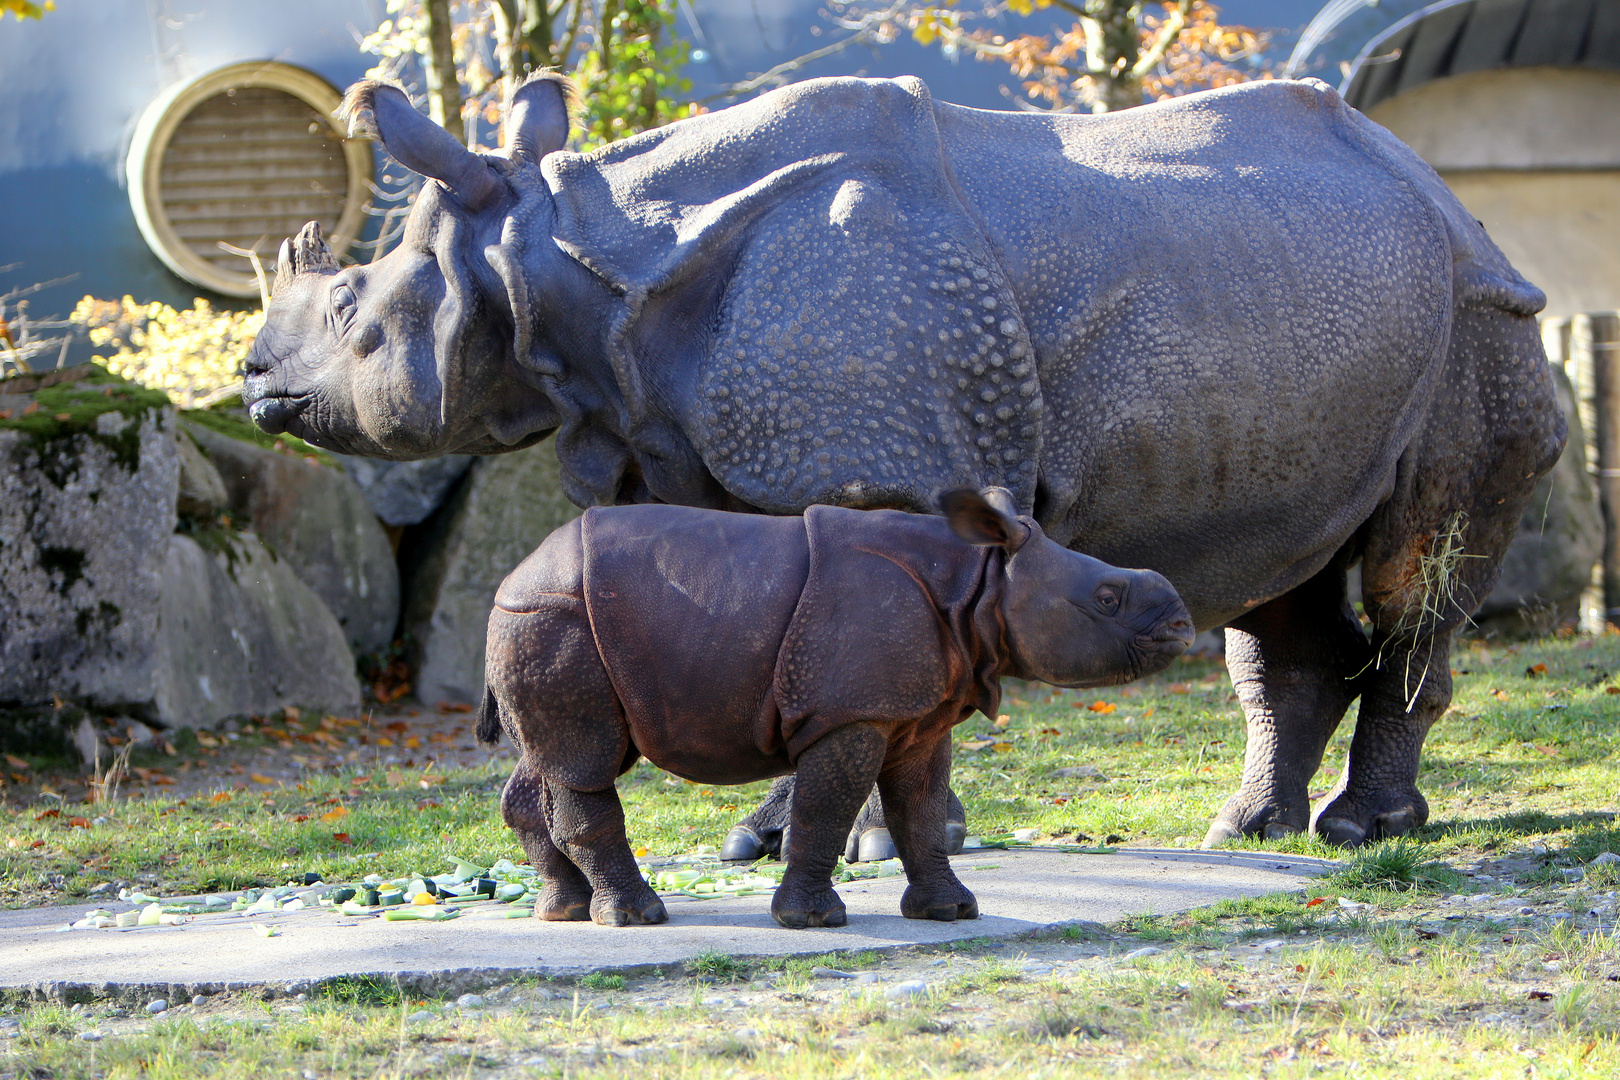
[477,488,1193,928]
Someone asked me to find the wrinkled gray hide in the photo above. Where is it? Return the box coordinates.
[244,75,1566,847]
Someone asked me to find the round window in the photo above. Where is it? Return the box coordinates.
[127,62,372,298]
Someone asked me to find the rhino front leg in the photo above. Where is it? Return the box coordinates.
[772,723,889,929]
[501,761,593,920]
[1203,561,1370,847]
[878,737,977,922]
[543,778,667,926]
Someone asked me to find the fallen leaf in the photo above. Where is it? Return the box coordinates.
[351,775,372,784]
[418,775,445,787]
[1528,989,1553,1001]
[319,806,350,824]
[291,814,309,823]
[30,840,44,849]
[1305,897,1327,908]
[1167,683,1190,695]
[35,809,59,821]
[1493,689,1510,702]
[991,742,1013,754]
[438,702,473,714]
[251,774,276,785]
[375,737,395,748]
[416,799,442,809]
[283,706,301,722]
[1607,686,1620,695]
[993,714,1011,729]
[68,817,90,828]
[960,737,995,751]
[1529,662,1548,675]
[634,846,649,857]
[404,736,421,750]
[332,832,352,844]
[1088,701,1116,714]
[1039,728,1061,736]
[4,754,27,770]
[209,791,232,804]
[385,769,405,786]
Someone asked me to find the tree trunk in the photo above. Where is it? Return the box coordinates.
[422,0,466,144]
[1573,313,1620,626]
[1084,0,1144,114]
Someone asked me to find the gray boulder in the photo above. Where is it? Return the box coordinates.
[185,421,400,655]
[1474,365,1603,636]
[154,533,361,725]
[338,454,474,526]
[404,442,580,705]
[174,427,228,518]
[0,391,178,709]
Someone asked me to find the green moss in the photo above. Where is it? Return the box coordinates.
[180,407,338,469]
[0,365,171,475]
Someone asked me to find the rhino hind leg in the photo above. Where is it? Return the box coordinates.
[1308,302,1564,847]
[1202,559,1371,848]
[500,762,592,920]
[772,723,889,928]
[543,777,667,926]
[878,738,978,922]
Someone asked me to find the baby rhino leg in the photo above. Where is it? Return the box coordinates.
[487,602,659,926]
[773,723,888,929]
[878,737,977,922]
[500,762,591,920]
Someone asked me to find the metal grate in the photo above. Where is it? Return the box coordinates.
[157,86,351,277]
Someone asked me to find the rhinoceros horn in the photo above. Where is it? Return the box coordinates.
[339,79,504,211]
[272,221,339,297]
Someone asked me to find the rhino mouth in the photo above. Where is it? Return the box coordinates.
[246,391,311,435]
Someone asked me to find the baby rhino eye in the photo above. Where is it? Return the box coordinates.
[1094,586,1120,614]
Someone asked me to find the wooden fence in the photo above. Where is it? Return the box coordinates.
[1541,313,1620,632]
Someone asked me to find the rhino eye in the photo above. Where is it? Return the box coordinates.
[331,284,358,331]
[1094,586,1121,614]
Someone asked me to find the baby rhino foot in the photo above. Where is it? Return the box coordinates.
[900,880,978,922]
[772,884,847,929]
[535,883,593,922]
[589,883,668,926]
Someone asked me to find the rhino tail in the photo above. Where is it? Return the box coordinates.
[475,686,502,747]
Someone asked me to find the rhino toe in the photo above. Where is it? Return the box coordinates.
[1200,820,1244,849]
[1313,816,1368,848]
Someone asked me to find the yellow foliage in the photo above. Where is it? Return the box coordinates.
[71,296,261,408]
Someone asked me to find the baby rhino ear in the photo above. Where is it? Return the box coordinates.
[941,487,1027,552]
[504,72,576,163]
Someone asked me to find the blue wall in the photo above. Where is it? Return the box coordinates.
[0,0,1318,330]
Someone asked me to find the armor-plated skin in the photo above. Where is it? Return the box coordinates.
[477,489,1193,927]
[245,73,1565,848]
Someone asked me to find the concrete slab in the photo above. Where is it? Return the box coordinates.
[0,847,1334,1000]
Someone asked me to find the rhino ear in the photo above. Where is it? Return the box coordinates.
[340,79,503,211]
[504,72,575,163]
[941,487,1029,552]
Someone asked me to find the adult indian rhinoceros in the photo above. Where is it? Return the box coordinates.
[243,72,1565,849]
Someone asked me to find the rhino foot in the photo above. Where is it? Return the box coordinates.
[900,882,978,922]
[1311,790,1428,848]
[772,885,847,929]
[722,825,778,862]
[589,885,667,927]
[843,822,967,863]
[535,883,593,922]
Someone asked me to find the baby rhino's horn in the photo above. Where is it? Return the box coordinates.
[273,221,338,295]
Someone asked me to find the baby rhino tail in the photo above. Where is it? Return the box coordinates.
[475,686,502,747]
